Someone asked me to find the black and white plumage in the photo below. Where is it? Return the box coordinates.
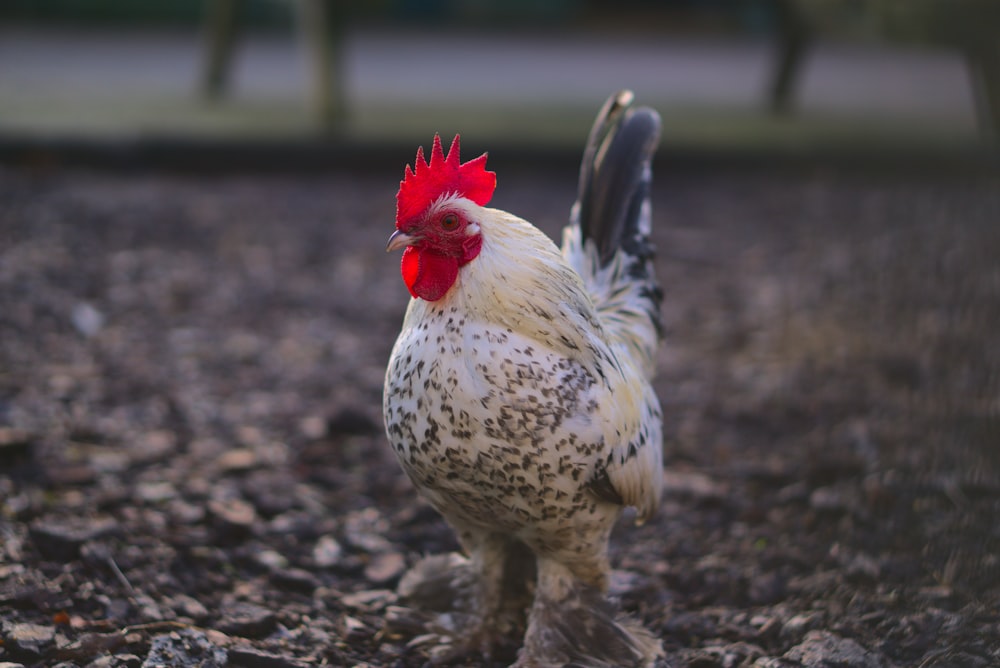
[383,90,664,667]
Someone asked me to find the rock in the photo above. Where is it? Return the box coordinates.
[364,551,406,584]
[227,647,311,668]
[86,654,142,668]
[661,469,728,501]
[132,430,177,465]
[780,612,823,642]
[71,302,104,337]
[216,602,277,638]
[0,662,28,668]
[809,486,849,513]
[682,642,765,668]
[269,568,319,593]
[215,448,259,473]
[781,630,886,668]
[170,594,209,621]
[2,622,56,660]
[339,589,395,613]
[313,534,343,568]
[142,629,227,668]
[134,481,177,504]
[0,427,34,460]
[208,498,257,537]
[254,549,289,571]
[753,658,798,668]
[343,508,393,553]
[340,615,369,641]
[29,517,118,561]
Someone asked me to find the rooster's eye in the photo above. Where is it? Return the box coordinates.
[440,213,459,231]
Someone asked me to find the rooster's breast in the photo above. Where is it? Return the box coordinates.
[383,304,616,543]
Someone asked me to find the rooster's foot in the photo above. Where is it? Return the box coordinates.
[387,552,521,664]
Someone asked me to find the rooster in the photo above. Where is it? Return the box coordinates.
[383,91,664,667]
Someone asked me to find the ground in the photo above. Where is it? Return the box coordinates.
[0,160,998,667]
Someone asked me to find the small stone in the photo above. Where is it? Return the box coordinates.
[343,508,392,553]
[87,654,142,668]
[299,415,327,440]
[313,534,343,568]
[752,658,796,668]
[364,552,406,584]
[661,469,728,500]
[3,623,56,659]
[217,602,277,638]
[810,486,848,513]
[269,568,319,593]
[215,448,259,473]
[29,517,118,561]
[168,499,205,524]
[142,629,227,668]
[340,615,369,640]
[135,481,177,503]
[781,612,823,642]
[132,430,177,465]
[339,589,395,612]
[254,549,289,571]
[208,498,257,534]
[0,428,34,460]
[171,594,209,620]
[783,630,886,668]
[72,302,105,337]
[227,647,311,668]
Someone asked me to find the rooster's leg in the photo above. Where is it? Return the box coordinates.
[395,530,525,663]
[516,555,661,668]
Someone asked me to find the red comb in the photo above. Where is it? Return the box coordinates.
[396,134,496,228]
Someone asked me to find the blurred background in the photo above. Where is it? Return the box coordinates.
[1,0,998,167]
[1,4,999,665]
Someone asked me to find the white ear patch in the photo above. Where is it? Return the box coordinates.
[466,223,481,236]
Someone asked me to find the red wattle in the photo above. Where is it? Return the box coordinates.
[400,247,459,301]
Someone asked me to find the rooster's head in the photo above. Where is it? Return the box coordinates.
[386,134,496,301]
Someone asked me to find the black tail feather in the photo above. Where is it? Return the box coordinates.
[575,90,661,269]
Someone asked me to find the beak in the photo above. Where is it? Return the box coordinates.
[385,229,415,253]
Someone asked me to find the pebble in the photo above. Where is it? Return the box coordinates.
[86,654,142,668]
[781,612,823,642]
[313,534,343,568]
[340,614,369,641]
[132,430,177,465]
[809,486,850,513]
[29,517,119,561]
[364,552,406,584]
[3,622,56,659]
[215,448,259,473]
[339,589,395,613]
[0,427,34,460]
[227,647,311,668]
[71,302,105,337]
[343,508,393,553]
[142,629,227,668]
[216,602,277,638]
[778,630,886,668]
[208,498,257,535]
[254,549,289,571]
[135,481,177,503]
[170,594,210,620]
[269,568,320,593]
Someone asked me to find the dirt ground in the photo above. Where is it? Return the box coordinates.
[1,158,998,667]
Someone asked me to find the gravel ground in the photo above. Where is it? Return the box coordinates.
[1,161,998,667]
